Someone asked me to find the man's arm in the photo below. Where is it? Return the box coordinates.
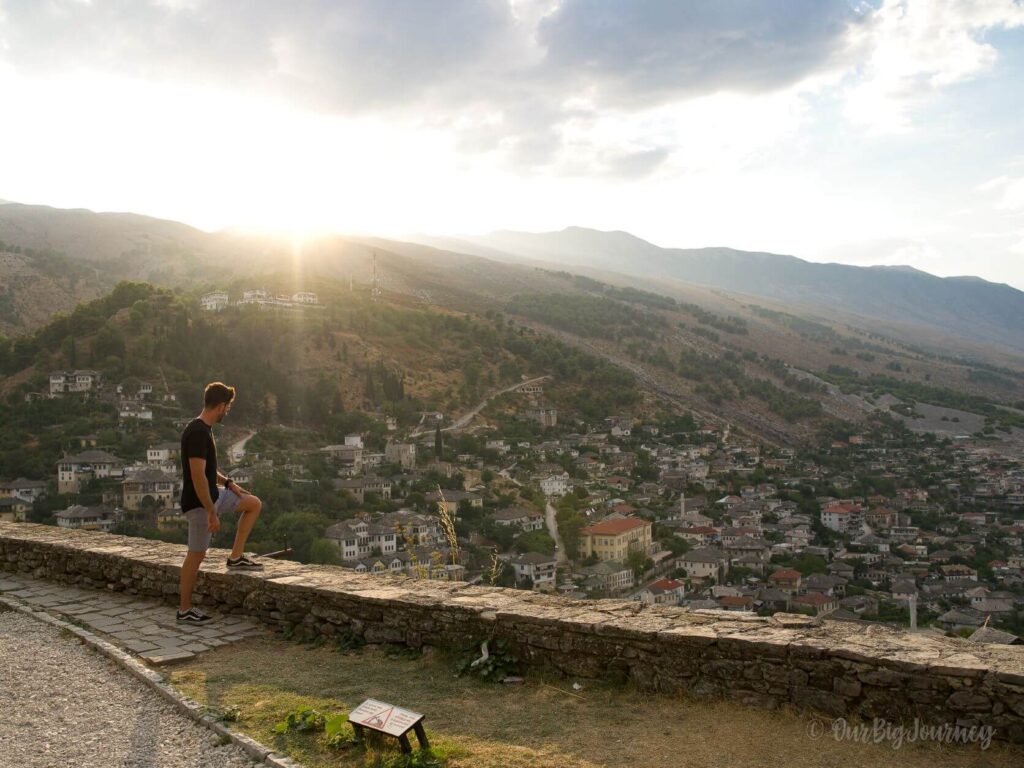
[217,471,250,495]
[190,457,220,532]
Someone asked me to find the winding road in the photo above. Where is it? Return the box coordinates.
[546,501,568,564]
[228,430,256,464]
[410,375,551,438]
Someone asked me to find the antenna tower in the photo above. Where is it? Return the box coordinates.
[371,252,382,301]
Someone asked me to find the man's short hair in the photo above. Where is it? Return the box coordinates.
[204,381,236,407]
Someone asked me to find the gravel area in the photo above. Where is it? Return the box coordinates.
[0,608,261,768]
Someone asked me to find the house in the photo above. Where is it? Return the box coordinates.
[769,569,802,594]
[540,473,571,497]
[321,444,364,471]
[156,507,187,532]
[821,503,865,535]
[49,370,102,397]
[492,507,545,532]
[579,517,652,563]
[0,497,30,522]
[937,608,986,632]
[724,536,770,561]
[118,401,153,422]
[636,578,686,605]
[840,595,878,615]
[147,443,180,466]
[524,406,558,428]
[580,561,634,594]
[941,564,978,582]
[757,588,791,612]
[56,450,125,494]
[333,476,392,502]
[0,477,47,503]
[400,545,466,581]
[803,573,847,597]
[425,490,483,516]
[200,291,229,311]
[678,547,730,583]
[717,595,755,612]
[792,592,839,615]
[385,442,417,469]
[891,579,918,602]
[292,291,319,305]
[325,518,399,561]
[380,510,441,545]
[606,476,632,492]
[675,526,717,545]
[227,466,254,486]
[54,504,123,532]
[348,548,465,581]
[968,626,1021,645]
[509,552,557,590]
[121,470,177,511]
[350,554,409,575]
[516,381,544,397]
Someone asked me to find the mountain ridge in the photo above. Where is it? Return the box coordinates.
[426,226,1024,354]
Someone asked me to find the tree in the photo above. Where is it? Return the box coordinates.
[627,549,651,578]
[514,530,555,556]
[309,538,343,565]
[434,425,443,458]
[269,511,329,562]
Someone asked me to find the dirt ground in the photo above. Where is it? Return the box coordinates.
[169,636,1023,768]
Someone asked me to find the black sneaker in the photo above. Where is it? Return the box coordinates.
[226,553,264,570]
[176,607,213,624]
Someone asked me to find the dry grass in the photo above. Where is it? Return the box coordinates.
[168,635,1023,768]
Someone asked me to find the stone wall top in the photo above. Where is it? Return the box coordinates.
[2,521,1021,683]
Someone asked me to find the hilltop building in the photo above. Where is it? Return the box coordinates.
[200,291,229,311]
[579,517,652,563]
[49,370,103,397]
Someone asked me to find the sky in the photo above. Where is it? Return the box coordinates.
[1,1,1023,288]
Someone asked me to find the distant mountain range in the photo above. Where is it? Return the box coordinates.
[417,227,1024,355]
[2,200,1023,358]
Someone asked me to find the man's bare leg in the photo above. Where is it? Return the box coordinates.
[230,495,262,559]
[179,550,206,612]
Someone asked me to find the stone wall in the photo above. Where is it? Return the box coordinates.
[2,521,1023,742]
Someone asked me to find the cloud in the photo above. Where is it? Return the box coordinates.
[843,0,1024,133]
[0,0,1020,175]
[535,0,862,107]
[979,175,1024,211]
[0,0,530,112]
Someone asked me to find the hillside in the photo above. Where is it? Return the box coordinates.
[0,280,643,479]
[426,227,1024,356]
[3,202,1024,447]
[0,202,593,332]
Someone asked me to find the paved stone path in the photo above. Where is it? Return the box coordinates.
[0,572,263,664]
[0,608,260,768]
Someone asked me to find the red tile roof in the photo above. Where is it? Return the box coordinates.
[794,593,833,606]
[717,595,753,607]
[649,578,684,591]
[581,517,651,536]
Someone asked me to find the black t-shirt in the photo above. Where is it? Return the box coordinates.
[180,418,219,512]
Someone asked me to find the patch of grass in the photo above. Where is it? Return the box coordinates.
[167,637,1023,768]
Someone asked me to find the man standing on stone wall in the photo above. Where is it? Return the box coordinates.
[177,381,263,624]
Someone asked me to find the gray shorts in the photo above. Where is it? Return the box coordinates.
[184,487,242,552]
